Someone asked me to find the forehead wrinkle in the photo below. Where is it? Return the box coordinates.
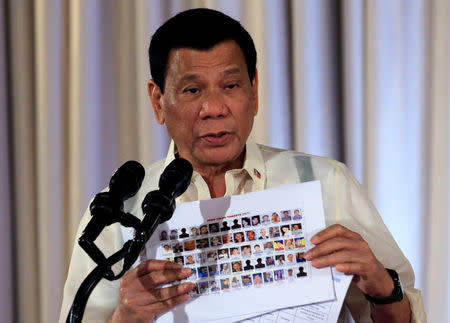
[178,66,242,84]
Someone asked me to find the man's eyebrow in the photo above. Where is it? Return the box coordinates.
[178,73,201,83]
[221,67,242,76]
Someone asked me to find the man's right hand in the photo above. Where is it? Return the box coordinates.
[108,259,195,323]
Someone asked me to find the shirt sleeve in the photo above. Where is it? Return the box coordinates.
[59,207,124,323]
[320,161,426,322]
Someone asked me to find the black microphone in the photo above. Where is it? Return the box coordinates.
[123,158,193,270]
[79,161,145,264]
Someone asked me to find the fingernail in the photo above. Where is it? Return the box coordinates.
[186,282,195,291]
[310,235,319,244]
[304,252,311,260]
[182,268,192,275]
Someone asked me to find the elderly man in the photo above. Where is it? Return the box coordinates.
[60,8,425,323]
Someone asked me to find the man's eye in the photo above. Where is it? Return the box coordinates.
[184,88,199,94]
[225,84,238,90]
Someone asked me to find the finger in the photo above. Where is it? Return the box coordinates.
[137,267,193,290]
[125,282,195,306]
[134,259,183,278]
[310,224,359,244]
[147,293,191,317]
[304,237,355,260]
[310,250,367,268]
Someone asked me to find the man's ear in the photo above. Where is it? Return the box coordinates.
[251,69,259,116]
[147,80,165,125]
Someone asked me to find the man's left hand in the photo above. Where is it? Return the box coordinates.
[304,224,394,298]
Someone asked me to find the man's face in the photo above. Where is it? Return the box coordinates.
[149,40,258,170]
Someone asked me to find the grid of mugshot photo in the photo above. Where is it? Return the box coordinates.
[158,209,310,295]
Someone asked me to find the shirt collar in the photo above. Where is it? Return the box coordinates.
[164,138,266,190]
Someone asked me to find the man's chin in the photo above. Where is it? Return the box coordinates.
[195,148,245,168]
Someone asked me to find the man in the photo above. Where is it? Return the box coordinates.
[60,8,425,323]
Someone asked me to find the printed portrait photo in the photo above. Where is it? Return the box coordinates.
[251,215,261,226]
[253,244,263,255]
[275,254,285,265]
[243,259,254,271]
[263,241,274,251]
[269,226,280,238]
[280,225,291,236]
[174,256,184,265]
[198,281,209,294]
[241,274,252,287]
[209,280,220,292]
[190,227,199,236]
[253,273,264,285]
[296,252,306,263]
[183,240,196,251]
[220,221,230,231]
[197,266,209,278]
[245,230,256,241]
[185,254,196,265]
[287,268,295,279]
[263,272,274,283]
[291,223,303,235]
[195,252,207,264]
[161,243,171,253]
[255,258,266,269]
[209,223,220,233]
[220,278,231,290]
[271,212,281,223]
[179,228,189,238]
[233,232,245,243]
[232,261,243,273]
[208,265,219,276]
[222,234,233,244]
[199,225,209,235]
[231,219,242,230]
[231,276,241,288]
[258,228,269,240]
[230,247,241,257]
[294,237,305,248]
[265,256,275,266]
[240,245,252,256]
[218,248,229,260]
[210,235,222,247]
[274,269,285,281]
[206,251,218,262]
[261,214,270,224]
[172,242,183,253]
[220,263,231,275]
[273,240,285,251]
[284,238,294,250]
[159,230,168,241]
[296,266,308,277]
[241,217,251,228]
[169,229,178,240]
[293,209,302,220]
[286,253,295,264]
[281,210,292,222]
[196,238,209,249]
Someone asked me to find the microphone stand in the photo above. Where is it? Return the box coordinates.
[66,158,192,323]
[66,240,133,323]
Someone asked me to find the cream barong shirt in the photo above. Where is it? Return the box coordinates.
[60,140,426,322]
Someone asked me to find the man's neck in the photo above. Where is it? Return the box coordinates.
[189,150,246,198]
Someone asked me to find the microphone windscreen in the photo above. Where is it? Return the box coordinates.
[109,160,145,200]
[158,158,193,198]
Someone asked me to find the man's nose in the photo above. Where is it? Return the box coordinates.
[199,91,228,119]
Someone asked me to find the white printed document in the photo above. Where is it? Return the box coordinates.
[222,267,353,323]
[122,181,336,322]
